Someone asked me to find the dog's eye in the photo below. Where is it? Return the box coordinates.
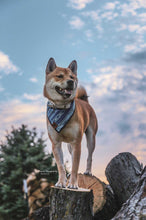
[70,75,74,79]
[57,75,63,79]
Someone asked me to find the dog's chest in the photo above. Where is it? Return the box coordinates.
[47,120,80,144]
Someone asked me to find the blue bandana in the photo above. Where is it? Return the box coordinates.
[47,101,75,133]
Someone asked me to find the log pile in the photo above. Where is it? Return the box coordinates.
[26,170,53,218]
[25,152,145,220]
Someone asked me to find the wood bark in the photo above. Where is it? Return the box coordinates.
[30,206,50,220]
[112,166,146,220]
[105,152,143,207]
[49,186,93,220]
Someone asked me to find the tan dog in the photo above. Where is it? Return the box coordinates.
[44,58,98,189]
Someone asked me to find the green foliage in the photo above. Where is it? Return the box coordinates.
[0,124,58,220]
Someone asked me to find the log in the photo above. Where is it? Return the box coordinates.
[49,186,93,220]
[112,166,146,220]
[77,173,106,213]
[71,173,119,219]
[94,185,119,220]
[105,152,143,207]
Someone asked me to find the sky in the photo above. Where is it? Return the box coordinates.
[0,0,146,182]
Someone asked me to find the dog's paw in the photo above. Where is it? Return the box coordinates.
[55,181,66,188]
[84,171,92,176]
[67,183,78,189]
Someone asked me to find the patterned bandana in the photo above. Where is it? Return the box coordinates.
[47,101,75,133]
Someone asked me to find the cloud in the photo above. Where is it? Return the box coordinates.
[0,98,47,142]
[75,0,146,46]
[138,123,146,131]
[68,0,94,10]
[119,0,146,17]
[69,16,85,29]
[0,51,19,74]
[130,0,146,9]
[117,121,132,135]
[119,24,146,34]
[104,2,119,10]
[85,29,94,42]
[83,62,146,169]
[92,65,125,96]
[82,10,99,21]
[23,93,42,101]
[138,13,146,22]
[124,49,146,64]
[101,11,118,20]
[0,83,4,92]
[29,77,38,83]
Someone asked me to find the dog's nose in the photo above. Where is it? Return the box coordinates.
[67,80,74,89]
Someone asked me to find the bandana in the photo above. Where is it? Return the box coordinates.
[47,101,75,133]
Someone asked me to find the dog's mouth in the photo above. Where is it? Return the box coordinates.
[55,86,73,99]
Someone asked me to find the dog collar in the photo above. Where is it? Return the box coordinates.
[47,99,72,109]
[47,100,75,132]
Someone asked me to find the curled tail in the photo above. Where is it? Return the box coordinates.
[76,85,89,102]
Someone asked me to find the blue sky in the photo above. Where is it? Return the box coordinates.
[0,0,146,181]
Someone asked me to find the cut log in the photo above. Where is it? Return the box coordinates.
[49,186,93,220]
[72,173,119,219]
[105,152,143,207]
[78,173,106,213]
[94,185,119,220]
[112,166,146,220]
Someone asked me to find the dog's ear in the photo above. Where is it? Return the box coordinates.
[46,58,57,74]
[68,60,77,75]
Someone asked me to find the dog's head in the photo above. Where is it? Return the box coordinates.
[44,58,78,102]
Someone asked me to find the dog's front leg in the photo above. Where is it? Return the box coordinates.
[68,143,81,189]
[52,143,66,188]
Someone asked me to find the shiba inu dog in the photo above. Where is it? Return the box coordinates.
[44,58,98,189]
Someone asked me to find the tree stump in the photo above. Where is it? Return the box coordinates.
[105,152,143,207]
[112,166,146,220]
[49,187,93,220]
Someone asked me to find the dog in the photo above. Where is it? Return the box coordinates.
[44,58,98,189]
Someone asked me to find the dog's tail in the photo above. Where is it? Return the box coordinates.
[76,85,89,102]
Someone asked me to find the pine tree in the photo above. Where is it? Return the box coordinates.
[0,124,58,220]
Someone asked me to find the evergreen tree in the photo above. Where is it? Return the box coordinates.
[0,124,57,220]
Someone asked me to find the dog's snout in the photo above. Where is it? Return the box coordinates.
[67,80,74,89]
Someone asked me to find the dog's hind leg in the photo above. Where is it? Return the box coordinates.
[67,143,72,154]
[67,143,73,160]
[84,126,96,175]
